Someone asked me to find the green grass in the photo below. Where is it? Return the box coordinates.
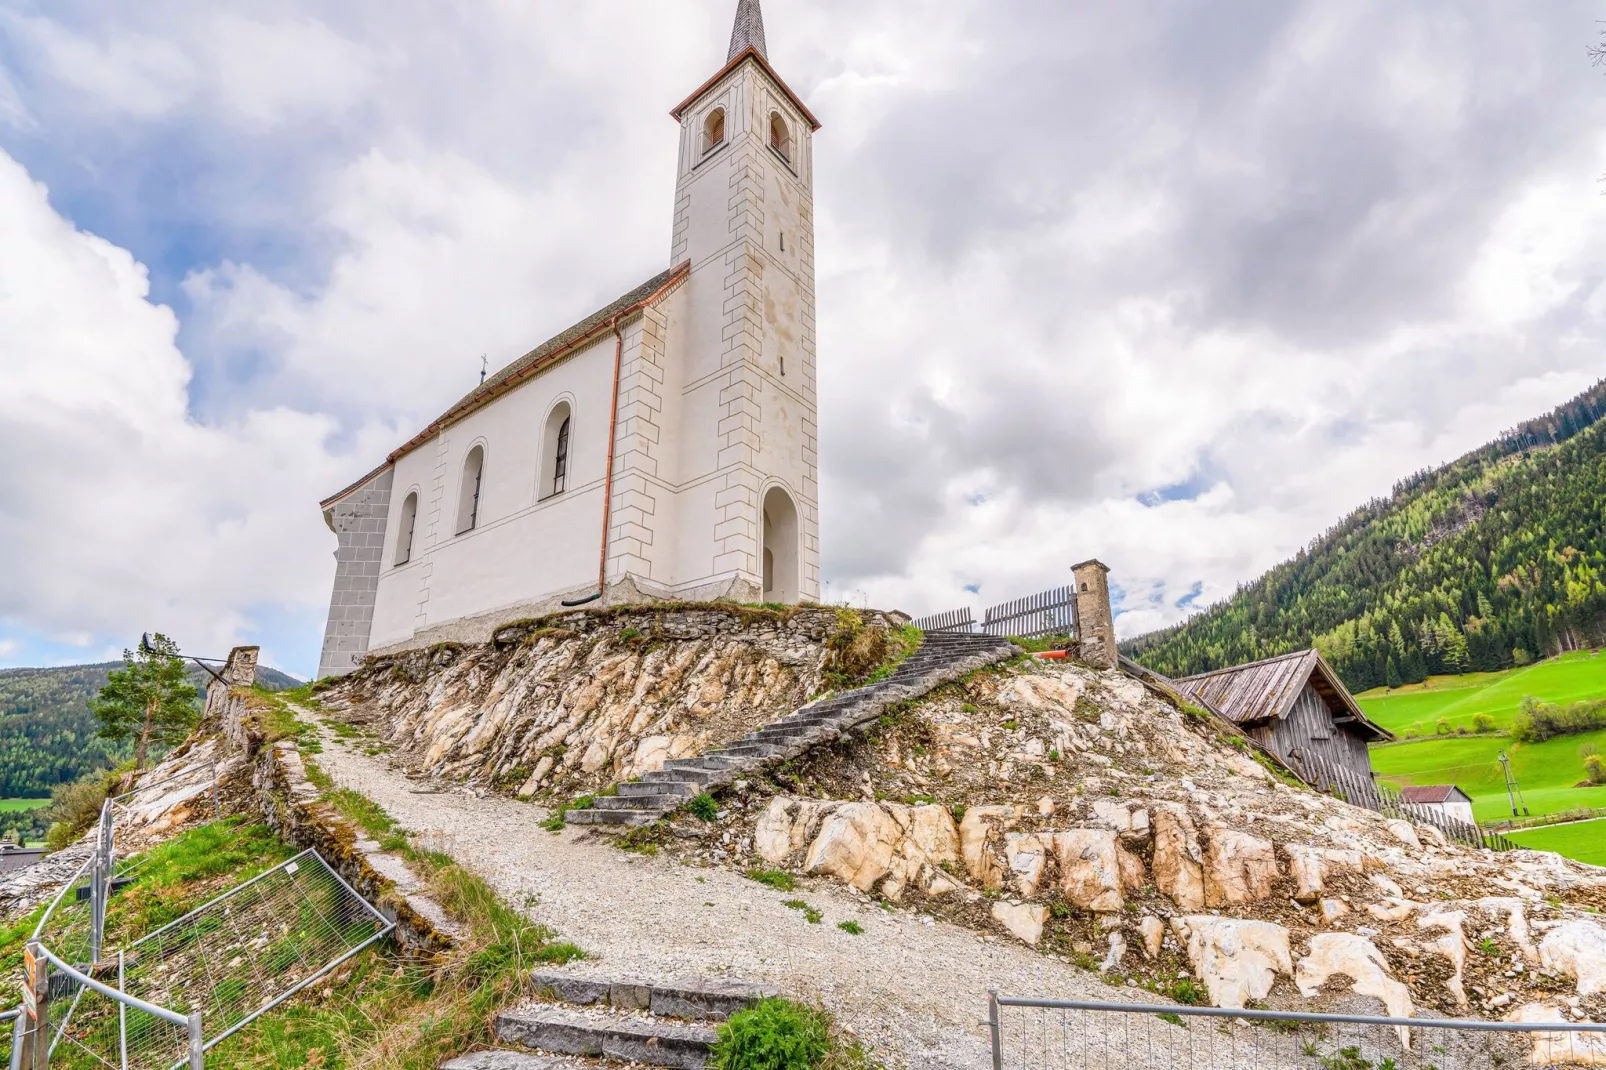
[1506,818,1606,867]
[0,798,49,812]
[1356,650,1606,735]
[1359,652,1606,866]
[1370,728,1606,822]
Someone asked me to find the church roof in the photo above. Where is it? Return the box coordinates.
[728,0,767,61]
[671,47,820,133]
[320,261,689,509]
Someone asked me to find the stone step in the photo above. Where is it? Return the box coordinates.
[592,794,685,811]
[565,808,658,826]
[529,972,776,1020]
[715,744,786,759]
[442,1052,587,1069]
[495,1003,717,1069]
[617,780,696,799]
[662,756,740,773]
[643,768,716,784]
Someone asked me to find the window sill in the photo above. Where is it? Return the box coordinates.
[538,491,566,503]
[694,140,730,171]
[768,143,796,175]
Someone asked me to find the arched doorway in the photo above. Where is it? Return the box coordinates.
[761,486,799,604]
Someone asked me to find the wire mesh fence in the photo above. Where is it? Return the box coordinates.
[41,850,390,1070]
[989,996,1606,1070]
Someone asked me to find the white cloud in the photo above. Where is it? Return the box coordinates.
[0,148,380,665]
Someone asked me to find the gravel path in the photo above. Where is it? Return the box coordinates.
[309,726,1142,1069]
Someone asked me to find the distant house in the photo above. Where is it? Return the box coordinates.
[1399,785,1475,825]
[0,843,44,874]
[1176,649,1392,787]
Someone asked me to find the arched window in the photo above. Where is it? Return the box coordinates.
[761,486,800,603]
[702,108,725,155]
[540,402,573,500]
[456,445,484,535]
[768,112,791,161]
[394,492,418,566]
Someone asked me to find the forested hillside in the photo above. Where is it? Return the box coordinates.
[0,660,300,798]
[1125,379,1606,692]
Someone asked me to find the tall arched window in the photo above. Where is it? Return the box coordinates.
[456,445,485,534]
[394,492,418,565]
[702,108,726,155]
[768,112,791,162]
[540,402,573,500]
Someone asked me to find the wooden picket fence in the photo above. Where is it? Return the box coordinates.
[913,586,1079,640]
[1300,751,1517,851]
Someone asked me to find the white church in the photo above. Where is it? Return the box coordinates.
[317,0,821,679]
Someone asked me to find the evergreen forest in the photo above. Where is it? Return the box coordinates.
[1124,378,1606,692]
[0,660,300,798]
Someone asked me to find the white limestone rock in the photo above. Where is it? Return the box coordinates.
[1151,806,1206,911]
[1202,825,1278,906]
[1418,911,1470,1007]
[992,901,1048,946]
[1505,1004,1606,1066]
[1296,933,1414,1046]
[1170,916,1293,1010]
[1539,921,1606,999]
[1283,844,1363,903]
[1140,916,1166,959]
[1385,820,1422,850]
[960,805,1023,890]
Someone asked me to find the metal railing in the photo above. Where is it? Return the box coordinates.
[3,1007,20,1070]
[1300,751,1518,852]
[14,758,392,1068]
[988,995,1606,1069]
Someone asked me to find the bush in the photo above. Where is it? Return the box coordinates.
[1435,718,1452,735]
[1585,754,1606,786]
[44,769,119,851]
[688,793,719,821]
[711,998,829,1070]
[1510,697,1606,744]
[1471,712,1496,733]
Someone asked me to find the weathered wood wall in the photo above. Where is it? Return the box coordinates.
[1248,684,1372,785]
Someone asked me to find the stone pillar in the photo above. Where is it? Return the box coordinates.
[1072,559,1117,670]
[222,645,259,688]
[208,646,260,753]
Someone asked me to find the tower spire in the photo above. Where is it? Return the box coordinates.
[727,0,767,61]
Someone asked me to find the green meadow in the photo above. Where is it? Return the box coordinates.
[0,798,48,814]
[1505,818,1606,867]
[1357,652,1606,846]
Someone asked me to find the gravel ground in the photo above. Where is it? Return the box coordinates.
[308,727,1149,1070]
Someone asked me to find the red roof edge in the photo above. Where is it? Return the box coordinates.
[670,47,821,131]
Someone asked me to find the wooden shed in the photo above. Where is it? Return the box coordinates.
[1177,650,1392,785]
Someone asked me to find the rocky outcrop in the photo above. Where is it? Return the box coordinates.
[1296,933,1415,1043]
[1172,916,1293,1010]
[319,605,907,800]
[1507,1004,1606,1066]
[659,658,1606,1030]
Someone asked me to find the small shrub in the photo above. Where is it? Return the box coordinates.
[1435,717,1452,736]
[747,868,797,892]
[1471,712,1496,733]
[950,804,967,823]
[837,920,863,935]
[1584,754,1605,786]
[532,941,588,965]
[688,793,720,821]
[711,998,829,1070]
[960,702,979,714]
[1477,937,1501,956]
[620,627,642,641]
[782,899,823,924]
[1170,978,1205,1005]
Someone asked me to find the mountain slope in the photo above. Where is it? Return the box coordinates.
[1125,379,1606,691]
[0,660,300,798]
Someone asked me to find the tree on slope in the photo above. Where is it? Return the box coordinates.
[91,633,199,769]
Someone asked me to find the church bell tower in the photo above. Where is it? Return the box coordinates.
[664,0,821,604]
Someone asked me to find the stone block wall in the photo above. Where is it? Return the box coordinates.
[318,467,394,680]
[1073,559,1117,670]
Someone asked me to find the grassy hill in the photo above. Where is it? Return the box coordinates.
[0,659,300,799]
[1125,378,1606,692]
[1355,651,1606,865]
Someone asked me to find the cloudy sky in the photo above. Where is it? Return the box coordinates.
[2,1,1604,678]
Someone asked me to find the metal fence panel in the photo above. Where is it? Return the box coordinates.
[990,996,1606,1070]
[981,586,1077,639]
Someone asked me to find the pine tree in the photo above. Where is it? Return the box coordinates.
[1385,656,1403,689]
[90,634,200,769]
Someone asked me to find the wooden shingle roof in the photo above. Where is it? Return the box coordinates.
[1177,650,1391,743]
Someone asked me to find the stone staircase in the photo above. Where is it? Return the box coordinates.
[567,631,1017,827]
[442,972,775,1069]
